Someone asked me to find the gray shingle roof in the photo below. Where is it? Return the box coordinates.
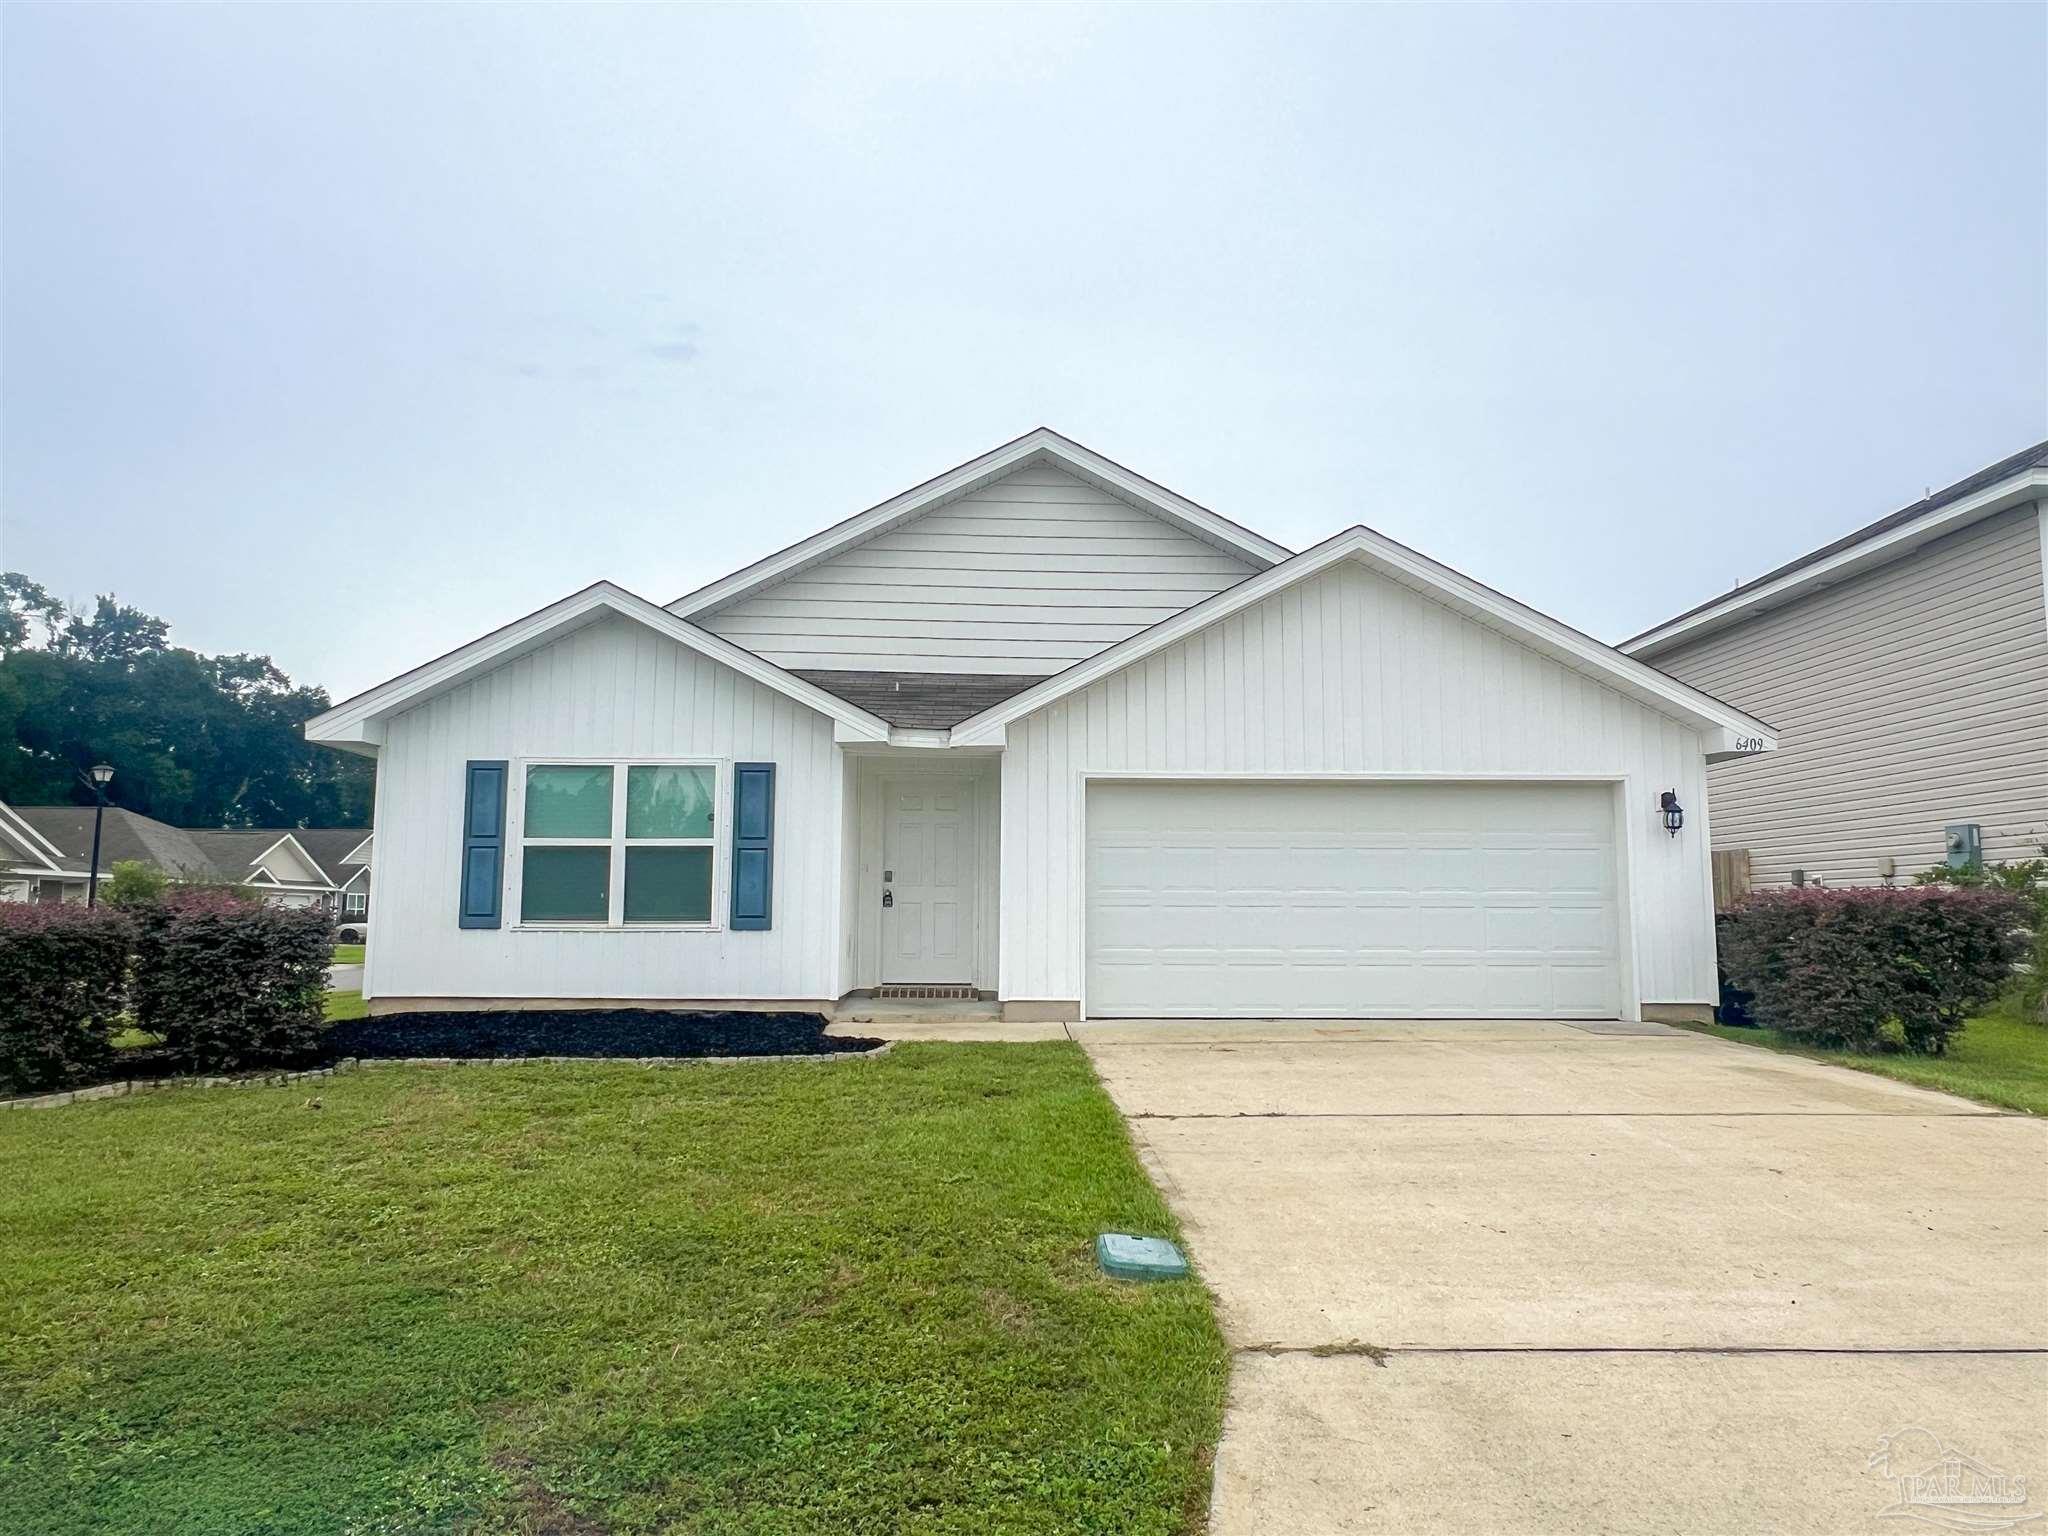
[10,807,220,880]
[8,807,368,885]
[788,670,1043,729]
[1626,439,2048,646]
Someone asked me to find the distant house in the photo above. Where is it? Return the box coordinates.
[0,800,372,918]
[1624,442,2048,889]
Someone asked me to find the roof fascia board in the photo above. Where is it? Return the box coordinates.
[951,527,1775,747]
[306,583,889,745]
[0,803,69,873]
[1623,470,2048,658]
[341,835,373,865]
[666,429,1290,620]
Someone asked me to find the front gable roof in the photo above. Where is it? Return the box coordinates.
[305,581,891,752]
[951,524,1778,756]
[666,427,1292,621]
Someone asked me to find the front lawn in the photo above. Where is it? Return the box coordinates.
[331,942,366,966]
[0,1046,1226,1535]
[1683,1007,2048,1115]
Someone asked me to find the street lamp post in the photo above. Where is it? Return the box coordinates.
[81,763,114,908]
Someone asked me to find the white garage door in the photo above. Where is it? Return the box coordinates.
[1085,781,1623,1019]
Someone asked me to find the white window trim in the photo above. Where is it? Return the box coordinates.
[508,756,727,932]
[345,891,367,914]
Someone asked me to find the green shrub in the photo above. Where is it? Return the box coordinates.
[129,890,332,1071]
[0,903,133,1093]
[100,859,169,908]
[1720,886,2031,1054]
[1913,854,2047,1024]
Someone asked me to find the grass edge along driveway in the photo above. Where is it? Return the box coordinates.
[1679,1005,2047,1115]
[0,1043,1227,1536]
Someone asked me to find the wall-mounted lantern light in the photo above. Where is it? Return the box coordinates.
[1659,789,1684,837]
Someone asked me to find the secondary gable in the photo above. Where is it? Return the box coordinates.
[693,464,1262,675]
[1003,557,1722,771]
[251,838,326,887]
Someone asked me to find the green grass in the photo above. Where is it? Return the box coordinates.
[324,988,367,1023]
[0,1045,1227,1535]
[331,943,366,966]
[1682,1005,2048,1115]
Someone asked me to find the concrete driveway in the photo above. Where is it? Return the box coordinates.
[1076,1019,2048,1535]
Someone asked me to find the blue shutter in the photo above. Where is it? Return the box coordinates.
[729,761,775,931]
[459,760,508,929]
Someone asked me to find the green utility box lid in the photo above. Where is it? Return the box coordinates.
[1096,1232,1189,1281]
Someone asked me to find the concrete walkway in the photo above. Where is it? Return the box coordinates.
[1081,1020,2048,1535]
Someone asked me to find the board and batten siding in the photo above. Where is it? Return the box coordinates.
[998,559,1720,1014]
[364,616,843,1003]
[1647,503,2048,887]
[694,465,1260,675]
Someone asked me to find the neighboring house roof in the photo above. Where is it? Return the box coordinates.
[305,580,892,752]
[12,807,223,880]
[289,828,376,885]
[789,669,1042,729]
[666,427,1293,621]
[7,805,364,888]
[951,524,1779,755]
[0,800,83,876]
[1623,440,2048,658]
[185,830,335,891]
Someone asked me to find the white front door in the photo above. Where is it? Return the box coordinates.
[883,779,976,984]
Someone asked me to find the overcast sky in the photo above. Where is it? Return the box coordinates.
[3,3,2042,700]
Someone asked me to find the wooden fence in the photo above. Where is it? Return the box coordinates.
[1711,849,1753,912]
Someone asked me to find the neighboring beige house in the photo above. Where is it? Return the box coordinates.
[1623,441,2048,888]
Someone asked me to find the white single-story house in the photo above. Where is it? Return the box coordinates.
[307,429,1777,1023]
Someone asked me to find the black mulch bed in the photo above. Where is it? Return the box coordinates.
[319,1009,884,1061]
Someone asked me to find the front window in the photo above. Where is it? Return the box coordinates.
[345,891,367,914]
[518,761,717,925]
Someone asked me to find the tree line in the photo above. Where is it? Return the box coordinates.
[0,573,371,828]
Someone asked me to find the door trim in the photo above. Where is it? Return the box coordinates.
[881,774,979,986]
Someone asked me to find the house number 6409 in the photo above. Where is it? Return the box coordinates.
[1733,736,1766,753]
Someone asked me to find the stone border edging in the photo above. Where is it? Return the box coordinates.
[0,1041,895,1112]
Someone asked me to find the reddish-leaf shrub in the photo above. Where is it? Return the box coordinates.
[1719,886,2031,1054]
[0,903,133,1093]
[130,890,333,1071]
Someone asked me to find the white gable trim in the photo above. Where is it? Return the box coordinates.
[341,834,373,866]
[339,864,371,891]
[0,801,77,875]
[247,834,337,891]
[305,582,891,749]
[1623,466,2048,658]
[667,428,1291,620]
[950,525,1779,754]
